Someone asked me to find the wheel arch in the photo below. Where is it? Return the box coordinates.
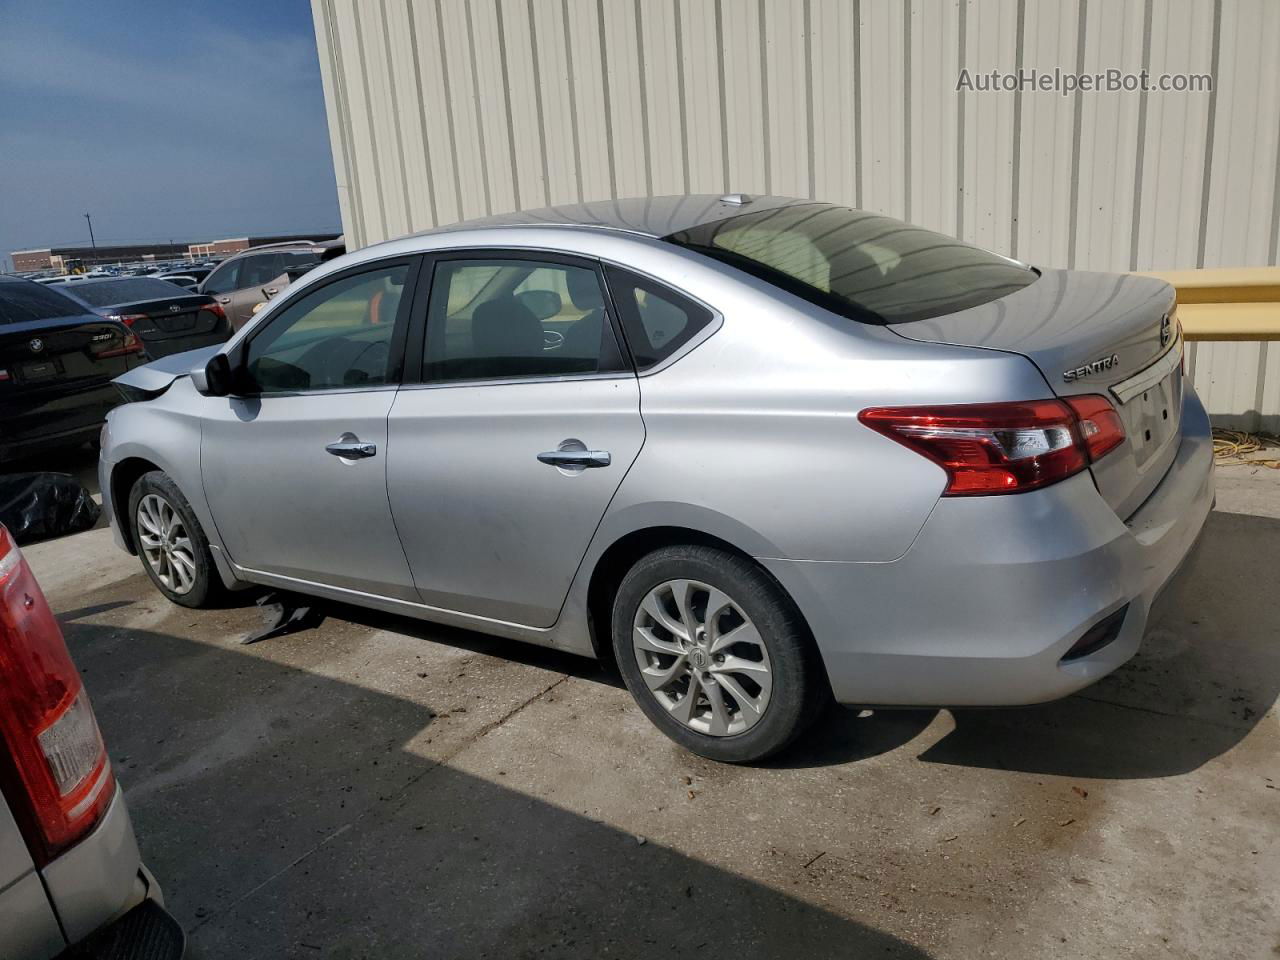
[110,456,164,554]
[582,524,818,673]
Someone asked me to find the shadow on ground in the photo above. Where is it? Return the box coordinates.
[769,510,1280,779]
[59,611,932,959]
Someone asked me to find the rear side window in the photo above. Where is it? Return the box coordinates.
[604,267,713,370]
[0,281,84,324]
[664,202,1037,324]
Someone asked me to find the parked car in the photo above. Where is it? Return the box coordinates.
[157,267,212,288]
[0,276,146,462]
[52,277,231,360]
[197,239,345,330]
[154,275,198,289]
[0,523,183,958]
[99,195,1213,763]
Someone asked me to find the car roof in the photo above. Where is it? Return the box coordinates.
[412,194,812,240]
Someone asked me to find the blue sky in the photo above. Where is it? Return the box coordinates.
[0,0,340,269]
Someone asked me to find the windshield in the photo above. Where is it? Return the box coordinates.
[664,202,1037,324]
[0,279,86,323]
[64,277,187,307]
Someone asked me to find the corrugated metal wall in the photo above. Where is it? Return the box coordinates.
[311,0,1280,429]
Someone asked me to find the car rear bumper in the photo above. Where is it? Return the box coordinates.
[762,385,1216,707]
[42,786,162,945]
[0,382,121,461]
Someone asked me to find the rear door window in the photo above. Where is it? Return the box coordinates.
[421,257,625,383]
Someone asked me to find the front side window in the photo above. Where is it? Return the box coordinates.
[202,260,241,294]
[423,258,620,383]
[664,202,1037,324]
[239,254,283,287]
[243,264,408,394]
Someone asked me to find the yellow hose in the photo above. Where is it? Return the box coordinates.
[1212,428,1280,468]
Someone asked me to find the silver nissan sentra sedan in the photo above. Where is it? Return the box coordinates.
[99,195,1214,762]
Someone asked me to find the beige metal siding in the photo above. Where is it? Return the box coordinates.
[311,0,1280,429]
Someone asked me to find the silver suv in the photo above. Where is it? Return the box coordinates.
[197,238,344,331]
[0,524,181,958]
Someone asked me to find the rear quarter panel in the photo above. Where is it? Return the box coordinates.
[592,262,1056,564]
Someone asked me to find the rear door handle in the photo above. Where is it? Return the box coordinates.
[326,440,377,459]
[537,449,611,468]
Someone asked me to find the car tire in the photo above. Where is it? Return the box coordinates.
[611,545,829,763]
[128,470,224,609]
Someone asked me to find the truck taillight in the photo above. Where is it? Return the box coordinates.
[0,525,114,866]
[859,395,1125,496]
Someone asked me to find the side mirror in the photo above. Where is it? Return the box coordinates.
[193,353,233,397]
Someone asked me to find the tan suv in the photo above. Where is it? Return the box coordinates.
[197,238,344,330]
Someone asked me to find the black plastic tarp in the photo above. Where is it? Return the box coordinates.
[0,472,101,544]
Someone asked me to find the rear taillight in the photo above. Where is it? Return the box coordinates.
[97,330,145,359]
[0,526,114,866]
[859,395,1125,496]
[204,301,226,321]
[1064,395,1125,461]
[105,313,147,327]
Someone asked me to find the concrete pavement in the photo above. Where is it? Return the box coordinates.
[23,464,1280,959]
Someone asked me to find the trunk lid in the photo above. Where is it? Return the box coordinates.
[0,316,142,449]
[0,316,138,386]
[101,294,223,342]
[891,269,1182,518]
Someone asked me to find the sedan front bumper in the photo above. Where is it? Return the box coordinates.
[763,387,1216,707]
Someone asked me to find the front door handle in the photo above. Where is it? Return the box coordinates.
[537,449,611,468]
[326,440,377,459]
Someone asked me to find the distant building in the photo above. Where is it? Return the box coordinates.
[10,233,339,273]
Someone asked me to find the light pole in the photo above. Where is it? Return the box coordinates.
[84,213,97,265]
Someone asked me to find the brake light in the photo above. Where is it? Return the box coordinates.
[859,395,1125,496]
[97,330,145,359]
[204,301,226,321]
[0,525,114,866]
[1064,395,1125,460]
[105,313,147,327]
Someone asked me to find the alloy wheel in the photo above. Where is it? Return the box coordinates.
[136,494,197,595]
[632,579,773,736]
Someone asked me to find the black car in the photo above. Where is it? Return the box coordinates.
[0,277,147,462]
[53,277,232,359]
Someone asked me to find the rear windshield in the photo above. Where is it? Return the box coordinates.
[62,278,186,307]
[0,280,85,324]
[664,202,1037,324]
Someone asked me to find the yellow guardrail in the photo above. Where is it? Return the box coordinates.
[1140,267,1280,341]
